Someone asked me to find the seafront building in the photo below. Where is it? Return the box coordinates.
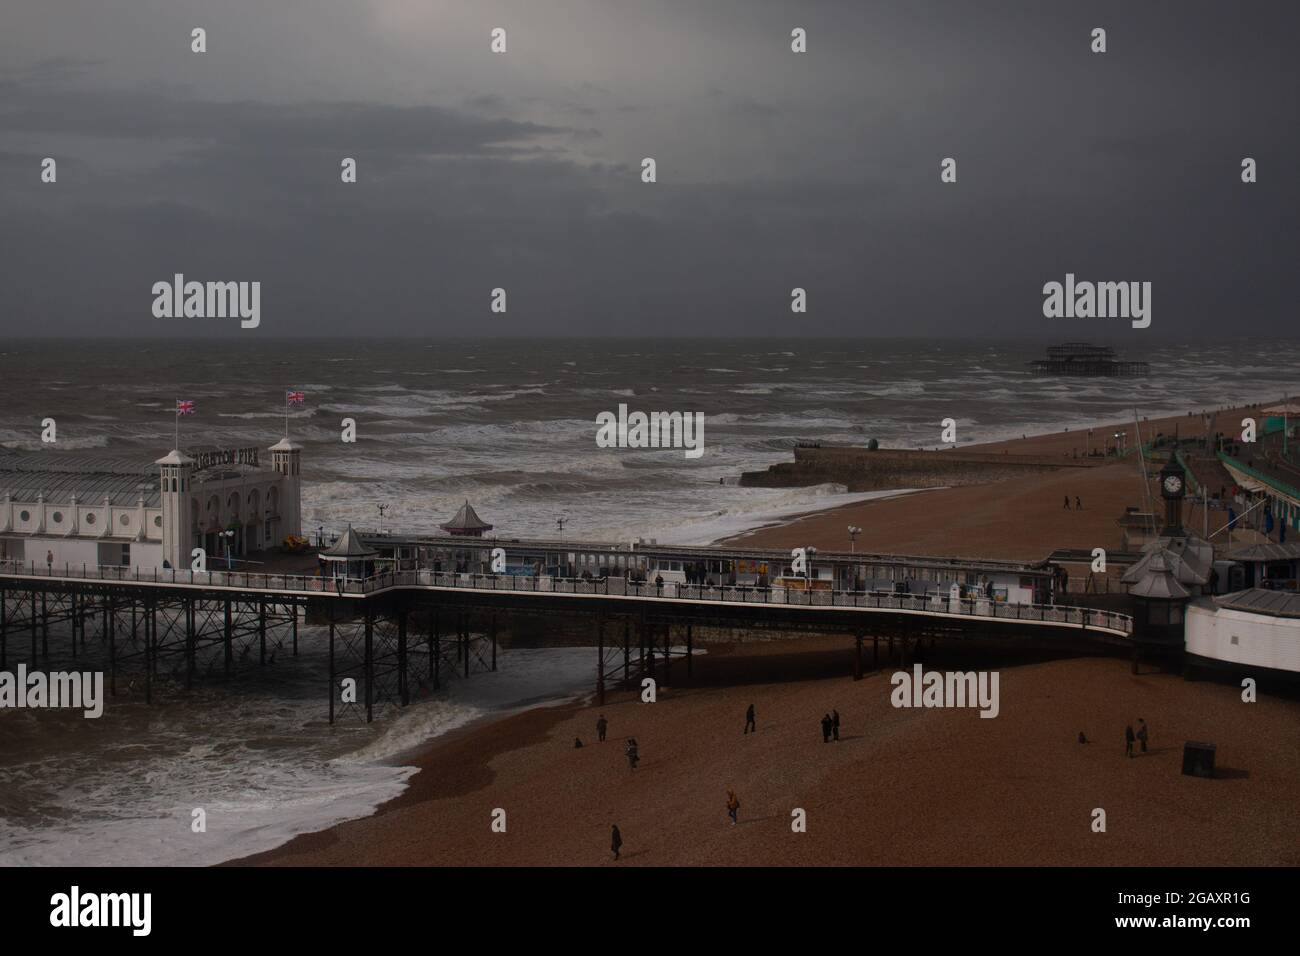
[0,438,302,572]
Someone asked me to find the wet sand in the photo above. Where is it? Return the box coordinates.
[236,640,1300,867]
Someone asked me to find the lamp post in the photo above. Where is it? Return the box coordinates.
[847,525,861,552]
[805,545,818,592]
[218,529,235,570]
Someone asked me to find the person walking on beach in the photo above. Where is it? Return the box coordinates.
[831,709,841,741]
[1075,496,1083,511]
[625,737,639,771]
[1063,495,1071,510]
[611,824,622,861]
[726,789,740,826]
[1137,718,1149,754]
[1125,724,1135,758]
[597,714,608,742]
[744,703,756,734]
[821,713,833,743]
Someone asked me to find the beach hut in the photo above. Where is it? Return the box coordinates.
[318,524,378,581]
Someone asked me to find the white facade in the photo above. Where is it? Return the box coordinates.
[1185,600,1300,674]
[0,439,302,574]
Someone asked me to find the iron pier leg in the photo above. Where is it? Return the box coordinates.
[596,616,606,706]
[622,619,630,687]
[462,614,469,679]
[185,598,195,690]
[491,613,497,672]
[686,623,693,680]
[1,584,7,670]
[661,621,670,685]
[144,600,153,705]
[223,598,232,677]
[873,633,879,670]
[328,620,335,725]
[69,590,76,660]
[30,589,37,663]
[854,633,863,681]
[365,606,374,723]
[109,598,118,695]
[259,599,267,666]
[433,609,441,689]
[292,604,299,657]
[398,609,409,707]
[40,591,48,659]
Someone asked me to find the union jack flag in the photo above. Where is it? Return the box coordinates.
[175,400,196,415]
[286,390,306,405]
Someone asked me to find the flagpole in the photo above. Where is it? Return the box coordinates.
[285,391,289,440]
[175,397,179,450]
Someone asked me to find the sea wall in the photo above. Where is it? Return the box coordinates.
[740,446,1093,491]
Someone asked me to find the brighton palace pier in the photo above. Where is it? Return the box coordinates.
[0,438,302,573]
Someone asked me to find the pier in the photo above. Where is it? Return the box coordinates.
[1,540,1133,723]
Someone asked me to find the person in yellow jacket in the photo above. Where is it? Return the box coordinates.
[726,789,740,826]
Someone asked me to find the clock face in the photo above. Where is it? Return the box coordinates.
[1163,474,1183,495]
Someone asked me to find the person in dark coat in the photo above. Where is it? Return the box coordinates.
[611,825,622,861]
[744,703,756,734]
[821,713,833,743]
[1136,718,1149,754]
[625,738,639,770]
[596,714,608,742]
[831,709,841,741]
[1125,724,1135,758]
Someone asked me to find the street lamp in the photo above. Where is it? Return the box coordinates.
[218,529,235,570]
[805,545,818,592]
[847,526,861,552]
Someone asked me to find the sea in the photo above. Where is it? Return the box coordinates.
[1,336,1297,865]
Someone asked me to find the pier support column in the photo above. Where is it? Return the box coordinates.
[223,598,232,677]
[364,606,374,723]
[596,616,606,706]
[30,588,37,663]
[661,621,670,685]
[328,620,335,725]
[397,609,409,707]
[854,633,863,681]
[185,597,195,690]
[686,624,693,680]
[292,604,298,657]
[462,613,469,679]
[41,590,48,659]
[873,633,879,670]
[0,584,7,671]
[69,590,76,660]
[491,613,497,672]
[622,619,630,687]
[144,599,153,705]
[258,599,267,666]
[432,608,441,689]
[110,598,118,696]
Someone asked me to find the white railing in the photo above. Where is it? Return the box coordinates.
[0,559,1134,635]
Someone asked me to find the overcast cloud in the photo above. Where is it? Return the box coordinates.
[0,0,1296,339]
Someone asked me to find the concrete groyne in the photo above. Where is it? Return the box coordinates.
[739,445,1100,492]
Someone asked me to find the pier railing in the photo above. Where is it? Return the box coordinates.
[0,559,1133,635]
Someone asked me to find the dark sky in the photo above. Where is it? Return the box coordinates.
[1,0,1296,340]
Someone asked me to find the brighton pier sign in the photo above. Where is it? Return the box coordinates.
[189,447,261,471]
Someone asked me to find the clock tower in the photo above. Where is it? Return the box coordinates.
[1159,457,1187,534]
